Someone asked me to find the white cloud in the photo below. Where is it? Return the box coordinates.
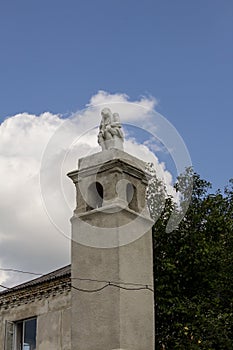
[86,90,158,123]
[0,91,189,289]
[0,112,70,288]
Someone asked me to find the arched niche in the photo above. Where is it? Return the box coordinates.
[86,182,103,211]
[126,182,138,212]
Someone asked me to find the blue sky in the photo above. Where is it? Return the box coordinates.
[0,0,232,189]
[0,0,233,287]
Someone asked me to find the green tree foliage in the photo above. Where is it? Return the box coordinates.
[148,169,233,349]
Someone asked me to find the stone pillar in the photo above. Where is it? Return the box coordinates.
[68,149,154,350]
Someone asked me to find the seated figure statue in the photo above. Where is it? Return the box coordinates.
[98,108,124,150]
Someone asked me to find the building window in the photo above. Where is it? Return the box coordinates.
[5,321,14,350]
[5,318,37,350]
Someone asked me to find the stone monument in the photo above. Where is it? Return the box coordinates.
[97,107,124,151]
[68,109,154,350]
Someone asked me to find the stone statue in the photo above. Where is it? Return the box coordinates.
[98,108,124,151]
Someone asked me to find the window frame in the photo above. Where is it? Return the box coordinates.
[5,317,37,350]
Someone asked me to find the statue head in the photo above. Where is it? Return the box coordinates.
[113,112,120,122]
[101,108,112,123]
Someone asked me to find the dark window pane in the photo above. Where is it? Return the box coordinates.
[23,318,36,350]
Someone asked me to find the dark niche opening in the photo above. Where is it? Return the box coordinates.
[86,182,103,211]
[126,182,138,212]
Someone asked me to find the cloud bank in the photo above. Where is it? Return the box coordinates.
[0,91,189,289]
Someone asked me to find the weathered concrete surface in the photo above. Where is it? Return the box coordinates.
[69,149,155,350]
[0,291,71,350]
[71,231,154,350]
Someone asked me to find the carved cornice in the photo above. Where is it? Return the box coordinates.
[68,159,150,184]
[0,276,71,310]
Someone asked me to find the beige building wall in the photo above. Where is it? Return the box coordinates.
[0,288,71,350]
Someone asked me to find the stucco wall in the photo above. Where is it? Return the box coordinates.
[69,149,154,350]
[0,290,71,350]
